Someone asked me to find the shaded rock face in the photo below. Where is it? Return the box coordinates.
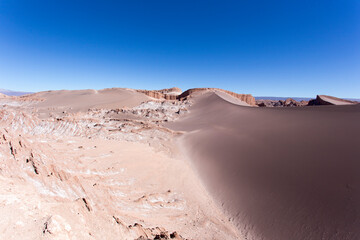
[137,88,182,100]
[256,98,308,107]
[308,95,358,106]
[178,88,256,106]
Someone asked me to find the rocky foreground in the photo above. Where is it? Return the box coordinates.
[0,88,242,240]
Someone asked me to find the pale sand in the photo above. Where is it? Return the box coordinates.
[24,88,151,112]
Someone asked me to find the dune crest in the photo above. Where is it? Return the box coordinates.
[178,88,256,106]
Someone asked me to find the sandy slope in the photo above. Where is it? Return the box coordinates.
[24,88,151,113]
[168,92,360,240]
[0,89,241,240]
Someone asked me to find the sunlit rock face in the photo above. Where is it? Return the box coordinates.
[308,95,358,106]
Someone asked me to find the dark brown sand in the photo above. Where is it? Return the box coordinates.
[168,92,360,240]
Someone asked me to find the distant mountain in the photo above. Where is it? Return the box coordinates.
[346,98,360,102]
[0,89,33,96]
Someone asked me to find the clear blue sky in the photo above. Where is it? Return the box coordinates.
[0,1,359,97]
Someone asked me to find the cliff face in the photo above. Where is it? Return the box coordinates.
[137,87,256,106]
[178,88,256,106]
[136,87,182,100]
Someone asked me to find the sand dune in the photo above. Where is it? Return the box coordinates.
[214,91,251,106]
[0,93,9,98]
[178,88,256,106]
[24,88,151,112]
[168,92,360,240]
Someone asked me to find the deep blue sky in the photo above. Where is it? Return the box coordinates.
[0,1,359,97]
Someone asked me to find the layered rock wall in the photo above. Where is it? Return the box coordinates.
[136,87,182,100]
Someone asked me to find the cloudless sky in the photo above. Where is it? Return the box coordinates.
[0,0,359,97]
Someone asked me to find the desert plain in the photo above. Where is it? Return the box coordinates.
[0,87,359,240]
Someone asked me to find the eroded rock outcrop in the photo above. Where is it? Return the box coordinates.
[137,88,182,100]
[130,222,186,240]
[256,98,308,107]
[308,95,358,106]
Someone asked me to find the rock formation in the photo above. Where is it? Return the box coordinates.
[136,87,182,100]
[256,98,308,107]
[308,95,358,106]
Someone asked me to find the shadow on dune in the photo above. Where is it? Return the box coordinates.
[168,92,360,240]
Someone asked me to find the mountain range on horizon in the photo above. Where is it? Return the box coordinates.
[0,88,34,96]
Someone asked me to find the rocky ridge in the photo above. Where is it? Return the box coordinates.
[256,95,359,107]
[256,98,309,107]
[308,95,358,106]
[136,88,182,101]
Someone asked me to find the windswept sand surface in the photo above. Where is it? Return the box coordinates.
[168,92,360,240]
